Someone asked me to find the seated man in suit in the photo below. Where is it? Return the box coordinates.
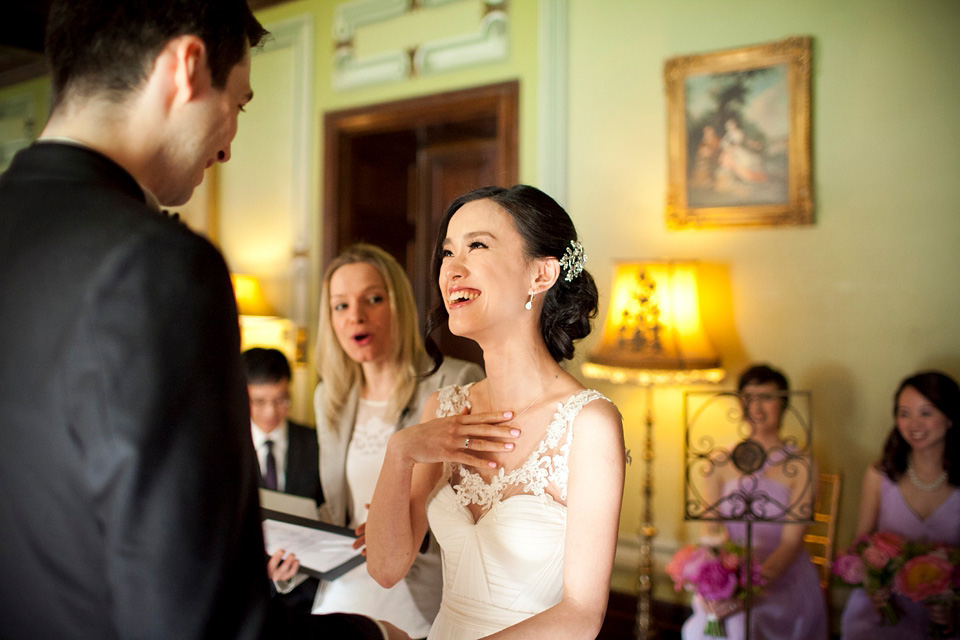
[243,347,324,615]
[243,347,323,505]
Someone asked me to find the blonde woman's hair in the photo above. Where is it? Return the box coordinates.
[316,243,427,433]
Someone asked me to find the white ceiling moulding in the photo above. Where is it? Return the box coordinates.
[333,0,509,91]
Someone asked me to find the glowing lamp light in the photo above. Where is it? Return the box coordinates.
[586,261,722,379]
[231,273,277,317]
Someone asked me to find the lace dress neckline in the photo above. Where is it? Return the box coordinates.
[436,385,605,520]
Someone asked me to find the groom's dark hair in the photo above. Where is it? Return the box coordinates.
[45,0,268,109]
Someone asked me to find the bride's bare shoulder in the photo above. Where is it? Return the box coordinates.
[572,392,623,440]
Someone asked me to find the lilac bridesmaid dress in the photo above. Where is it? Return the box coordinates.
[840,475,960,640]
[682,475,828,639]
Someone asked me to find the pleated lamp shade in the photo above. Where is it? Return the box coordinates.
[583,261,724,385]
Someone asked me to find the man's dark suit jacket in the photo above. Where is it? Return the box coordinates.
[259,420,324,613]
[0,143,379,639]
[259,420,324,506]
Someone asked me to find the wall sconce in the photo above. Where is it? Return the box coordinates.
[583,261,725,640]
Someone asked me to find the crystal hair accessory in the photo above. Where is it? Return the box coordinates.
[559,240,587,282]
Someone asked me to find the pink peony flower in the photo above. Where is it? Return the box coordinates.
[681,547,713,584]
[833,553,866,585]
[894,554,954,602]
[693,558,738,601]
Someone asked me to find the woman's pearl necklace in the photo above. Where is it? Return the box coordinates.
[906,465,948,492]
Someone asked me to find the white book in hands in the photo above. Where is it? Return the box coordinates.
[259,489,365,581]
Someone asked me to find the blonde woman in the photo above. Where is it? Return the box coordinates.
[298,243,482,638]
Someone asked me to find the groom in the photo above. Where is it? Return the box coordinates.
[0,1,402,638]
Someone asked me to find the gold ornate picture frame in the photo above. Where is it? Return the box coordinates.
[665,37,813,228]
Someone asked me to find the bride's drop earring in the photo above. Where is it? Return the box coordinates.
[525,293,534,310]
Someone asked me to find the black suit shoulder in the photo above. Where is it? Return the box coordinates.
[0,143,262,638]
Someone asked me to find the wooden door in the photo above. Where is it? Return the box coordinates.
[414,140,499,365]
[323,82,518,367]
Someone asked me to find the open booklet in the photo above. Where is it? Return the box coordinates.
[260,489,365,581]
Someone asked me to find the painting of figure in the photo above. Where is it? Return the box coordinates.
[686,65,789,208]
[664,37,813,228]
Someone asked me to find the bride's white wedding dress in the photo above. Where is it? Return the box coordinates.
[425,383,607,640]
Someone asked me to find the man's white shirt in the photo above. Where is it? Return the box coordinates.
[251,421,288,492]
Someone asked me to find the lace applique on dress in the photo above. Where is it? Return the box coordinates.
[350,398,393,455]
[439,388,606,515]
[435,383,474,418]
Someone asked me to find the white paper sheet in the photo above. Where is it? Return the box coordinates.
[262,519,361,573]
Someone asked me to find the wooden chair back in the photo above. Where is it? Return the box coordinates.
[803,472,842,589]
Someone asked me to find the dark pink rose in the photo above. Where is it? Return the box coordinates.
[693,558,738,601]
[863,546,892,570]
[870,532,906,557]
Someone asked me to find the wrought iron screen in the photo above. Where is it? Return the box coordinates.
[684,390,815,525]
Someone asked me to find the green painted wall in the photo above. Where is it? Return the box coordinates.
[567,0,960,604]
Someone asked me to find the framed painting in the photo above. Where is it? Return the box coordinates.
[665,37,813,228]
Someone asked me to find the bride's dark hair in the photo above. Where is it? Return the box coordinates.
[424,185,598,371]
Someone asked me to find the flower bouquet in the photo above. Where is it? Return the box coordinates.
[666,540,765,637]
[893,543,960,639]
[833,531,908,625]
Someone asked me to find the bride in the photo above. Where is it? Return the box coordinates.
[366,185,625,639]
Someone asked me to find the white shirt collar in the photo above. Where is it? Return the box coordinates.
[251,420,289,448]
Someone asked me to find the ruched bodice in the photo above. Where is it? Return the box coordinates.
[425,385,607,640]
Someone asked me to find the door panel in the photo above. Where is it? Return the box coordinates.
[415,140,499,366]
[323,81,518,368]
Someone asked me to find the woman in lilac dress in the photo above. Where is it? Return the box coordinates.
[683,364,827,640]
[840,371,960,639]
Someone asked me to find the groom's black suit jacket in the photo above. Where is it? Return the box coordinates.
[0,143,378,639]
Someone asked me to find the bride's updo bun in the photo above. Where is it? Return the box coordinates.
[425,184,598,366]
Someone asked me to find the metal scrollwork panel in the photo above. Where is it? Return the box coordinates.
[684,390,814,525]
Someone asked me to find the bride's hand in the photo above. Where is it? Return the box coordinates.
[391,407,520,469]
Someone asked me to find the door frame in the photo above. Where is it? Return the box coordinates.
[321,80,519,273]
